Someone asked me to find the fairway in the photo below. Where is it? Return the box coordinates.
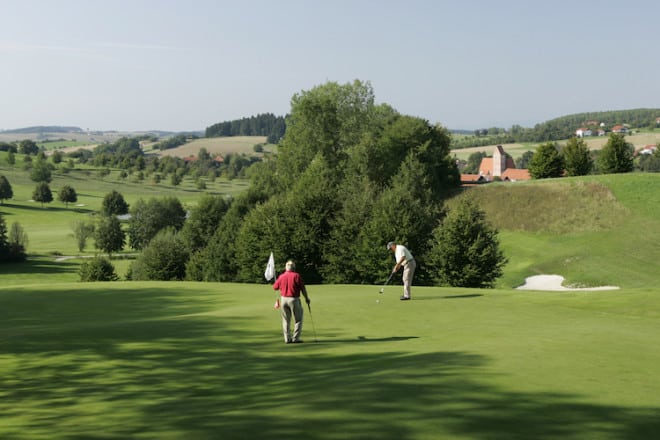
[1,282,659,439]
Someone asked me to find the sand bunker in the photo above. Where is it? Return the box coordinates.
[516,274,619,291]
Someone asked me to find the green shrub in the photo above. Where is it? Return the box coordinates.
[79,256,119,282]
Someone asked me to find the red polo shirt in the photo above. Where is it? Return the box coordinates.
[273,270,305,297]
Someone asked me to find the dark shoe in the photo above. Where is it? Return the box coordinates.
[291,340,304,343]
[400,296,411,301]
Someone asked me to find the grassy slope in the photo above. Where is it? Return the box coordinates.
[0,282,659,439]
[451,173,660,289]
[0,152,249,255]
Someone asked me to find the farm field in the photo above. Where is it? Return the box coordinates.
[450,131,660,161]
[153,136,272,158]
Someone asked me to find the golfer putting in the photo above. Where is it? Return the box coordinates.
[272,260,311,343]
[387,241,416,300]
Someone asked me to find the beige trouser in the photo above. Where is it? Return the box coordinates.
[280,296,303,342]
[402,259,416,298]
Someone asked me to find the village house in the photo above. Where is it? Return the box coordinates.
[636,145,658,156]
[575,127,592,138]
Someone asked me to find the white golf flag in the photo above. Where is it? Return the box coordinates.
[264,252,275,281]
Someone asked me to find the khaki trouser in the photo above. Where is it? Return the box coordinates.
[402,259,416,299]
[280,296,303,342]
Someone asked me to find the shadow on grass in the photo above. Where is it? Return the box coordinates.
[0,202,94,214]
[0,286,658,439]
[0,256,79,277]
[412,293,484,300]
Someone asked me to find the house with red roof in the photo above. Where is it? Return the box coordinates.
[476,145,531,183]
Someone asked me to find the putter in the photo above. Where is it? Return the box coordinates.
[306,302,318,342]
[379,272,395,293]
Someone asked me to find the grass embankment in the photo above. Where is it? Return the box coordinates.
[451,173,660,289]
[1,282,659,439]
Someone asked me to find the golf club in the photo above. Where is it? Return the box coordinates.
[306,302,318,342]
[379,271,395,293]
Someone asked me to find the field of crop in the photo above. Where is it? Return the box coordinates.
[450,131,660,161]
[154,136,272,158]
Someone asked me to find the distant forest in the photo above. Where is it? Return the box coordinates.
[205,113,286,144]
[452,108,659,148]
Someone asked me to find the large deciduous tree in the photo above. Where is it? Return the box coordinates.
[180,194,230,252]
[30,157,53,183]
[194,80,460,284]
[101,190,129,216]
[58,185,78,207]
[128,196,186,250]
[32,182,53,207]
[94,215,125,257]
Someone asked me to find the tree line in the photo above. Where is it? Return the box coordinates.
[3,81,509,288]
[460,132,660,177]
[452,108,659,149]
[205,113,286,144]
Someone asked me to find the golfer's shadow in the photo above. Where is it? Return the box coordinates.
[320,336,419,344]
[415,294,483,300]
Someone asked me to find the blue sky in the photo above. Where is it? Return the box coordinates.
[1,0,658,132]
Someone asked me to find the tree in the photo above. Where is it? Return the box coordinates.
[101,190,129,216]
[180,194,230,252]
[426,198,507,288]
[515,150,534,169]
[465,151,487,174]
[638,149,660,172]
[51,150,63,164]
[528,142,565,179]
[7,151,15,165]
[128,196,186,250]
[71,219,95,252]
[32,182,53,207]
[58,185,78,207]
[79,256,118,281]
[562,137,594,176]
[598,133,634,174]
[0,215,26,263]
[18,140,39,155]
[94,215,125,257]
[0,175,13,204]
[9,222,28,254]
[128,228,189,281]
[29,157,53,182]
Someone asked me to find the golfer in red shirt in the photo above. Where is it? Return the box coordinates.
[273,260,310,344]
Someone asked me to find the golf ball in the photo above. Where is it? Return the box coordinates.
[376,299,380,303]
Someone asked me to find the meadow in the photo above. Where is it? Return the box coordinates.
[2,146,660,438]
